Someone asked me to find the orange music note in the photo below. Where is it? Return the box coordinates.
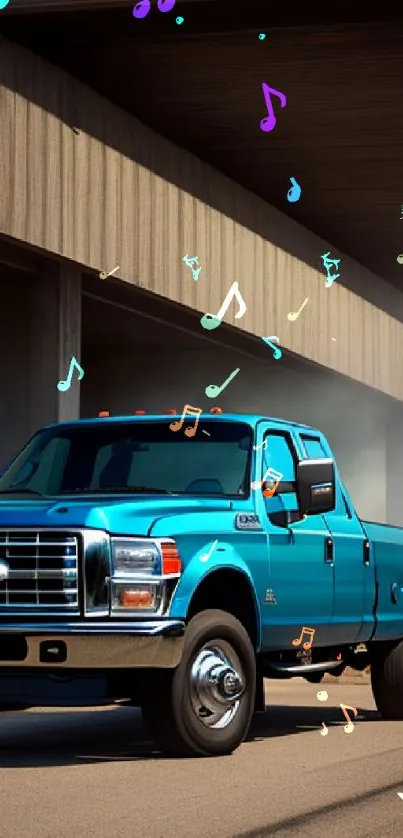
[251,466,283,494]
[340,703,358,734]
[263,467,283,498]
[292,626,316,650]
[169,404,202,438]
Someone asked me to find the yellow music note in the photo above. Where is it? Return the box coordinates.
[340,703,358,733]
[287,297,309,322]
[169,404,202,438]
[99,265,120,280]
[292,626,316,650]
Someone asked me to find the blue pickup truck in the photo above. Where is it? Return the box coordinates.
[0,410,403,757]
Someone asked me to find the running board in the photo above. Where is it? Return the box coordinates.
[265,660,342,675]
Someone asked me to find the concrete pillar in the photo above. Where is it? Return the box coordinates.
[29,261,82,436]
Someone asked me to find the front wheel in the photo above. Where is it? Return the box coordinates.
[141,609,256,757]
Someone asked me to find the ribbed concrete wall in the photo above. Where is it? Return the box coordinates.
[1,36,403,399]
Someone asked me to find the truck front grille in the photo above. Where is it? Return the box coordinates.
[0,530,79,609]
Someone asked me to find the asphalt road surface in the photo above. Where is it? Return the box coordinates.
[1,679,403,838]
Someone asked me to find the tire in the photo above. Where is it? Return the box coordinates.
[304,673,324,684]
[371,639,403,719]
[141,609,256,757]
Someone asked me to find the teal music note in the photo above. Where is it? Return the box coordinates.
[57,356,85,392]
[262,336,282,360]
[205,367,240,398]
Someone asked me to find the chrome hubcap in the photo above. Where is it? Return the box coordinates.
[189,645,245,729]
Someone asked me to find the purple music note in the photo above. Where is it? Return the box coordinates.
[157,0,176,10]
[133,0,151,18]
[260,82,287,133]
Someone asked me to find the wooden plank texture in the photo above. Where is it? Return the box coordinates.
[1,37,403,398]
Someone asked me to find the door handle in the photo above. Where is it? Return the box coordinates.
[363,539,370,566]
[325,537,334,564]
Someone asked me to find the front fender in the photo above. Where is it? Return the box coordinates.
[169,543,262,648]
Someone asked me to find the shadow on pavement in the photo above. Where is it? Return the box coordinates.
[246,703,380,742]
[0,702,381,768]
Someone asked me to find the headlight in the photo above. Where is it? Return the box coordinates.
[111,539,161,576]
[109,538,182,615]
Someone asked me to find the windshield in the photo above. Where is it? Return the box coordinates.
[0,420,253,498]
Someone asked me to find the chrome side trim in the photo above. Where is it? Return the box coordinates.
[266,660,341,675]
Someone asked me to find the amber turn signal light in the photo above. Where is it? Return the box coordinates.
[122,590,154,608]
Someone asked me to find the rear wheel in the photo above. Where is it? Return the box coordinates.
[371,640,403,719]
[141,609,256,757]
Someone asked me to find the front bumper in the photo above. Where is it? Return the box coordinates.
[0,620,185,669]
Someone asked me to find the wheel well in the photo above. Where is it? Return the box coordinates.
[186,569,259,649]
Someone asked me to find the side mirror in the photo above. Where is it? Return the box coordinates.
[296,458,335,515]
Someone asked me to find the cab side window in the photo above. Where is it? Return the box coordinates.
[262,432,299,520]
[301,436,327,460]
[263,433,296,483]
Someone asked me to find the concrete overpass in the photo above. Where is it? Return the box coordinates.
[1,1,403,524]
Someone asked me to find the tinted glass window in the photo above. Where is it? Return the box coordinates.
[263,434,296,482]
[0,420,253,497]
[301,436,327,460]
[263,433,298,516]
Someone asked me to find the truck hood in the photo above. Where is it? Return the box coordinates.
[0,495,231,536]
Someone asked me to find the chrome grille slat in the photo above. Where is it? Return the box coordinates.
[3,588,78,596]
[5,570,76,576]
[0,529,79,609]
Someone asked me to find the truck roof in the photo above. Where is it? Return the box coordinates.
[44,413,319,435]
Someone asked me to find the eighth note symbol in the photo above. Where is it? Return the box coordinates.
[262,336,282,360]
[200,282,247,331]
[57,356,85,392]
[260,82,287,133]
[340,703,358,734]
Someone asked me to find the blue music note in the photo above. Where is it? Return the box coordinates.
[287,177,302,203]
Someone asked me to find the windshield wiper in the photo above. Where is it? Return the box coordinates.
[0,488,44,497]
[60,486,175,495]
